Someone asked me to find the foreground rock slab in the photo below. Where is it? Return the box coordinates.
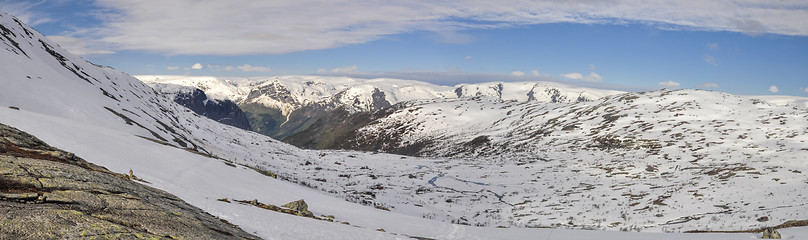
[0,123,258,240]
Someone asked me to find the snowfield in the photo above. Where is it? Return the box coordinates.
[343,91,808,231]
[2,11,807,239]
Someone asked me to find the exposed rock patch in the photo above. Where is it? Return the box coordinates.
[762,227,781,239]
[0,123,258,239]
[282,199,313,217]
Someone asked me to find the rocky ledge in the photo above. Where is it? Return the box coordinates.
[0,123,258,239]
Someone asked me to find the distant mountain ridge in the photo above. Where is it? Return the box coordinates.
[137,75,625,139]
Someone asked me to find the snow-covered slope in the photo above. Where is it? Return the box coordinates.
[2,11,806,239]
[338,89,808,231]
[748,95,808,110]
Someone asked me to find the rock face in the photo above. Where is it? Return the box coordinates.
[173,88,252,130]
[0,123,258,240]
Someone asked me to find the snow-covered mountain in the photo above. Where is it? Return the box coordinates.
[328,89,808,230]
[149,82,252,130]
[138,75,623,139]
[2,11,807,239]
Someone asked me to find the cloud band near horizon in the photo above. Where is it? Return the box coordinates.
[12,0,808,56]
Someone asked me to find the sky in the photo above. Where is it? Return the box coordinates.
[1,0,807,95]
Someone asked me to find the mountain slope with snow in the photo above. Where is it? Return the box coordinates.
[331,89,808,231]
[137,75,624,139]
[1,11,807,239]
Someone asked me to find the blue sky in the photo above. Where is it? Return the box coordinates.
[2,0,807,95]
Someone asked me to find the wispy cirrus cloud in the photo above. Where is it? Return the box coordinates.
[704,55,718,66]
[0,0,52,26]
[318,65,358,74]
[50,0,808,55]
[563,72,602,82]
[46,36,115,55]
[237,64,272,73]
[659,80,680,88]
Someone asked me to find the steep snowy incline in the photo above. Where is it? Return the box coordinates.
[0,11,299,167]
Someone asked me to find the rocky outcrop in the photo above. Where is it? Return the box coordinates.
[281,199,313,217]
[0,123,258,239]
[173,88,252,130]
[762,227,781,239]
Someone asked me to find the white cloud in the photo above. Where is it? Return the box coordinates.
[704,55,718,66]
[190,63,204,70]
[708,43,720,50]
[531,70,540,76]
[659,81,680,88]
[562,72,584,80]
[167,66,179,70]
[699,82,719,88]
[465,56,472,60]
[769,85,779,93]
[319,65,358,74]
[0,0,53,26]
[511,71,525,77]
[63,0,808,55]
[224,66,235,71]
[563,72,602,82]
[585,72,603,82]
[804,88,808,93]
[237,64,272,72]
[46,36,115,56]
[332,65,358,74]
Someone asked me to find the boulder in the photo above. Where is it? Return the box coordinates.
[282,199,314,217]
[762,227,781,239]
